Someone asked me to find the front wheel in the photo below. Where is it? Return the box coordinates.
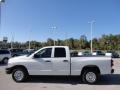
[12,68,28,82]
[82,69,99,84]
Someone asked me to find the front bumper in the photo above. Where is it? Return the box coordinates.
[5,68,12,74]
[111,69,114,74]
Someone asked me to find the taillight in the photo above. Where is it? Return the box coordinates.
[111,59,114,67]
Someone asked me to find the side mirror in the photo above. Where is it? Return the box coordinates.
[34,54,40,58]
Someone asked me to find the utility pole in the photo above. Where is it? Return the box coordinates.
[88,20,95,53]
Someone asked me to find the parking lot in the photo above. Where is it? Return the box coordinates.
[0,58,120,90]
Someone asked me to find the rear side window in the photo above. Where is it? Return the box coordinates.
[54,48,66,57]
[0,50,10,54]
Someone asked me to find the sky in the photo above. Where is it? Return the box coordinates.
[1,0,120,42]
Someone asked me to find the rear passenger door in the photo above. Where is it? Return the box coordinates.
[52,47,70,75]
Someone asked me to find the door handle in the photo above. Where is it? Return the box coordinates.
[63,60,68,62]
[45,60,51,62]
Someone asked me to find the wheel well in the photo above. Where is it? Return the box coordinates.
[11,65,29,74]
[81,65,100,75]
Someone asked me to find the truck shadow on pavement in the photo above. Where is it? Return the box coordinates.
[97,74,120,85]
[27,74,120,85]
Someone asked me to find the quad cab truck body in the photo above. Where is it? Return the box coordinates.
[6,46,114,84]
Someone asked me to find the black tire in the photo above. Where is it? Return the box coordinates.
[12,68,28,82]
[81,69,99,84]
[2,58,9,64]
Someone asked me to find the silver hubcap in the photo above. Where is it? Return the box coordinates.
[14,70,24,81]
[86,72,96,83]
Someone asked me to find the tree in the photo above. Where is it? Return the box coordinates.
[68,38,75,49]
[79,35,88,49]
[92,38,99,50]
[0,34,120,51]
[47,38,54,46]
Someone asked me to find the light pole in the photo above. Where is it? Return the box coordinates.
[11,33,14,49]
[88,20,95,53]
[51,26,57,46]
[28,30,31,49]
[0,0,5,39]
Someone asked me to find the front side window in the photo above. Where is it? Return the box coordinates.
[54,48,66,57]
[35,48,52,58]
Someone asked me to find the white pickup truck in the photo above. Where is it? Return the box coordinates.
[6,46,114,84]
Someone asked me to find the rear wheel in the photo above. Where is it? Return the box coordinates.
[12,68,28,82]
[82,69,99,84]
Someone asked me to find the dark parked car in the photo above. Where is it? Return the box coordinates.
[23,49,36,55]
[107,51,119,58]
[83,51,92,56]
[92,50,105,56]
[70,51,78,57]
[10,49,26,57]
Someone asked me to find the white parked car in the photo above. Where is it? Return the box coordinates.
[105,52,112,57]
[0,49,11,64]
[78,51,83,56]
[6,46,114,84]
[78,51,91,56]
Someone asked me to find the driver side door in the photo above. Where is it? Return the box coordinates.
[30,48,54,75]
